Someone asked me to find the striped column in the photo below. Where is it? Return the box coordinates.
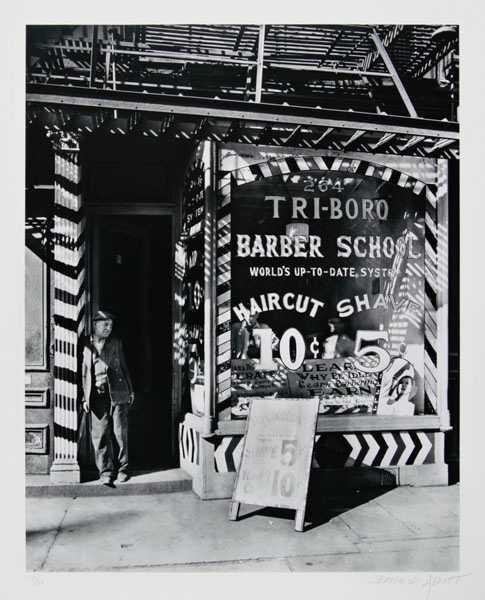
[423,183,439,416]
[436,160,450,429]
[216,173,233,419]
[50,150,86,483]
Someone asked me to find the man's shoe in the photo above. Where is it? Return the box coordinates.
[117,472,131,483]
[100,475,114,487]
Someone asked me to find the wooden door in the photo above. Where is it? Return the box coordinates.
[25,246,54,473]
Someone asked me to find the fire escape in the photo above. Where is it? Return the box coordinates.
[26,24,459,256]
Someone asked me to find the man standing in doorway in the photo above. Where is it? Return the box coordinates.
[81,310,135,485]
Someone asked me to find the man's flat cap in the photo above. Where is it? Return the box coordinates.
[93,310,115,322]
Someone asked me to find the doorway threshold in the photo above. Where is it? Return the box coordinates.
[26,468,192,498]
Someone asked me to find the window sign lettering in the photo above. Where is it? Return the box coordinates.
[230,167,426,418]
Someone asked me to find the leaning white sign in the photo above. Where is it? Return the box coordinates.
[229,397,319,531]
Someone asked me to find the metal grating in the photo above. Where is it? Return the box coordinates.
[26,24,459,158]
[27,24,458,120]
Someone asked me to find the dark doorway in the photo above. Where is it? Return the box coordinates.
[93,214,174,470]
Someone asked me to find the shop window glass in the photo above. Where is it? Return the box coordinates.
[229,171,427,418]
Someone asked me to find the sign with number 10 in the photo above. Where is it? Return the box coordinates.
[253,327,391,374]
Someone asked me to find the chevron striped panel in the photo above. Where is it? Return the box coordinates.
[213,431,435,473]
[340,432,433,467]
[214,434,244,473]
[216,152,440,420]
[52,151,86,465]
[178,422,200,465]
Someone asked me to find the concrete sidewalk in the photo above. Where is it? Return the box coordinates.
[26,468,192,497]
[26,484,459,572]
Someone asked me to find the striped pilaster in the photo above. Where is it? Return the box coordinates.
[423,184,439,415]
[436,162,449,299]
[435,160,450,429]
[216,173,233,418]
[50,150,86,482]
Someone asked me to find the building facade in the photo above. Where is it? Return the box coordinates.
[25,24,459,496]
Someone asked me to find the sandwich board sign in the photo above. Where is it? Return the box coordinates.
[228,397,320,532]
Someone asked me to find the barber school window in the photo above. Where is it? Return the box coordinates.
[228,165,431,420]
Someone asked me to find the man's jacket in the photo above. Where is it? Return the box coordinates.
[80,336,133,407]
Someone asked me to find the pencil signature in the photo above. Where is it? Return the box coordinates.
[371,573,471,599]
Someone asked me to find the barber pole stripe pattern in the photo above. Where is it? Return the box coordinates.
[423,184,439,414]
[216,173,233,418]
[216,154,441,417]
[385,231,409,354]
[53,151,86,464]
[213,431,434,473]
[385,228,426,355]
[436,162,449,298]
[178,422,200,465]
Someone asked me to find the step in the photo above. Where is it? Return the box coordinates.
[26,468,192,497]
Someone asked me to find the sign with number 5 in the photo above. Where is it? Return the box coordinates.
[354,330,391,374]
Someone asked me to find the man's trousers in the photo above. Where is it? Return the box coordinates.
[90,389,129,479]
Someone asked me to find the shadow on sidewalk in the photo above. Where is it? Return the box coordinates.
[26,509,141,540]
[237,468,397,531]
[304,469,397,531]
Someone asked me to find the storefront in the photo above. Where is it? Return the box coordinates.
[176,142,452,498]
[25,136,454,492]
[25,25,458,493]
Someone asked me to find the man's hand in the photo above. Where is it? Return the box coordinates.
[129,392,135,407]
[82,400,90,414]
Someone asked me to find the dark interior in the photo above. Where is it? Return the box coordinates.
[96,215,174,470]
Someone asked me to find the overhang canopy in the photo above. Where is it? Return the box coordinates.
[27,83,459,159]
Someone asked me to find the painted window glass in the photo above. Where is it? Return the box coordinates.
[182,156,206,416]
[230,168,427,418]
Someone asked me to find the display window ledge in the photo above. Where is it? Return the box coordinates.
[215,414,445,436]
